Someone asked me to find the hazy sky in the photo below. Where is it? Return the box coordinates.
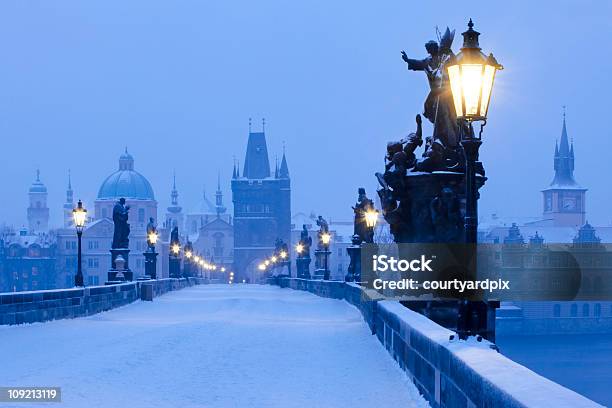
[0,0,611,227]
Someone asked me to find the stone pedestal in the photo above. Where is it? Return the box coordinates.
[296,257,311,279]
[314,249,331,280]
[169,256,181,278]
[143,250,158,279]
[345,245,362,283]
[107,249,133,283]
[379,171,497,341]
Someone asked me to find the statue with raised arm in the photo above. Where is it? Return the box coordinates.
[352,188,375,244]
[401,28,464,150]
[112,198,130,249]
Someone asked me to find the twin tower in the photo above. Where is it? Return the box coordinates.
[231,127,291,282]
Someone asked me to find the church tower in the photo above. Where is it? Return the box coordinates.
[63,170,74,228]
[542,112,587,227]
[27,169,50,233]
[166,172,183,229]
[232,119,291,282]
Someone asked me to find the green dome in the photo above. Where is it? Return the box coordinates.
[97,151,155,200]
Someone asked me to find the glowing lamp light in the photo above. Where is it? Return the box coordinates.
[221,267,226,272]
[185,250,192,259]
[364,209,379,229]
[264,260,270,266]
[279,250,287,259]
[259,263,266,271]
[296,243,304,254]
[72,200,87,233]
[171,244,180,256]
[148,231,159,246]
[321,232,331,246]
[446,19,502,122]
[271,256,278,263]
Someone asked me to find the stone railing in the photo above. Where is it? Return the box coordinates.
[270,277,601,408]
[0,277,206,326]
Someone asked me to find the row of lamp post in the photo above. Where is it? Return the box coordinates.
[70,200,232,286]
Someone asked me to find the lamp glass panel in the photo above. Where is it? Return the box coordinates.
[448,65,463,117]
[479,64,496,117]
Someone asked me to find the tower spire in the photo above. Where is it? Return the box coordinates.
[171,170,179,206]
[551,108,577,187]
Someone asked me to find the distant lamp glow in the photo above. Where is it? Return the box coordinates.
[264,260,270,266]
[148,231,159,246]
[446,19,503,122]
[321,232,331,246]
[271,256,278,263]
[259,263,266,270]
[171,244,180,256]
[279,250,287,259]
[296,243,304,254]
[221,267,226,272]
[185,250,192,259]
[72,200,87,233]
[364,209,379,229]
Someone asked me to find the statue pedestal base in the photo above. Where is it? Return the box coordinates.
[314,249,331,280]
[108,248,132,283]
[143,250,158,280]
[296,257,311,279]
[345,244,362,282]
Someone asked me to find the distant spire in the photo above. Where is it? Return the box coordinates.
[551,108,578,187]
[171,170,179,206]
[279,149,289,179]
[236,160,240,178]
[262,117,266,132]
[215,171,226,216]
[274,155,279,178]
[249,117,252,133]
[65,169,73,205]
[36,169,40,182]
[232,157,237,179]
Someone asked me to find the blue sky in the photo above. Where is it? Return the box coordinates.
[0,0,611,226]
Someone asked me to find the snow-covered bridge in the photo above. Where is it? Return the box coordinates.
[0,285,428,408]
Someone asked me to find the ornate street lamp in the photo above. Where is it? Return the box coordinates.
[447,19,502,244]
[72,200,87,287]
[364,208,379,243]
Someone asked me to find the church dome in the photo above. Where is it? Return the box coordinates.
[29,170,47,193]
[97,150,155,200]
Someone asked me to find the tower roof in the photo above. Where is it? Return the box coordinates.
[29,169,47,193]
[549,112,580,188]
[279,151,289,178]
[243,131,271,179]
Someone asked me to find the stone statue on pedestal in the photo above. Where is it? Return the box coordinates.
[352,188,375,244]
[112,198,130,249]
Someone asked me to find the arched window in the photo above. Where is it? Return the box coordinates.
[570,304,577,317]
[553,304,561,317]
[594,303,602,317]
[582,303,589,317]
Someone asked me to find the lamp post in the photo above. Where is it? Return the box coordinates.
[144,227,159,279]
[446,19,502,244]
[321,232,331,280]
[72,200,87,287]
[447,19,502,339]
[170,242,181,278]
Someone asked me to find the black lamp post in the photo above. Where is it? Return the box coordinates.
[144,227,159,279]
[446,19,502,339]
[446,19,503,243]
[72,200,87,287]
[170,243,181,278]
[321,232,331,280]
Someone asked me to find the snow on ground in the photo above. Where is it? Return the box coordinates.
[0,284,429,408]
